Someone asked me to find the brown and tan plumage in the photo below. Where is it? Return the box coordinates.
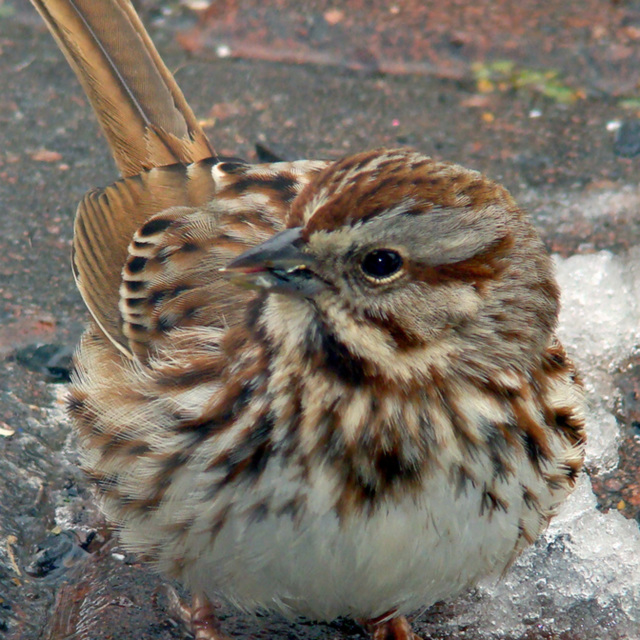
[31,1,586,639]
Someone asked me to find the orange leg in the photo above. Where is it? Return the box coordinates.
[163,587,231,640]
[190,594,232,640]
[366,615,423,640]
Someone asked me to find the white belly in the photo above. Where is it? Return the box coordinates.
[168,458,531,621]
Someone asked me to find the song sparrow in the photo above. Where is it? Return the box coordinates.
[30,1,586,639]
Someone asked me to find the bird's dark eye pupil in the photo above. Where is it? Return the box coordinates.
[361,250,403,279]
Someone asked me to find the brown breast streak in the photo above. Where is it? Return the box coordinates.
[72,331,583,527]
[308,386,433,519]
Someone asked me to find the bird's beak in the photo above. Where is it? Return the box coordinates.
[221,227,322,296]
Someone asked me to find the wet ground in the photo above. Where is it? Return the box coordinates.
[1,0,640,638]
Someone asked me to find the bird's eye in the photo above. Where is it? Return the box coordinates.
[361,249,404,281]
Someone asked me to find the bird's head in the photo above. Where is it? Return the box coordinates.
[223,148,558,384]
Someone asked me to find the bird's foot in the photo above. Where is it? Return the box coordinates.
[163,586,231,640]
[365,614,423,640]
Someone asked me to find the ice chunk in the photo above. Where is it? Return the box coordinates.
[554,250,640,373]
[554,250,640,470]
[466,475,640,639]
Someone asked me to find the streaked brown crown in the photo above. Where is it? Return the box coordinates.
[289,148,521,235]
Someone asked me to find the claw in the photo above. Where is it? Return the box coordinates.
[162,586,231,640]
[365,615,423,640]
[191,593,232,640]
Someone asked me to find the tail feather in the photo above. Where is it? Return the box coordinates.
[30,0,216,176]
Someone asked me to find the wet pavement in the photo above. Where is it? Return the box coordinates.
[1,0,639,638]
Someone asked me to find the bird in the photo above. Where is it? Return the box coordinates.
[29,1,587,639]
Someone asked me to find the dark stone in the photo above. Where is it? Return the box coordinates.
[614,120,640,158]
